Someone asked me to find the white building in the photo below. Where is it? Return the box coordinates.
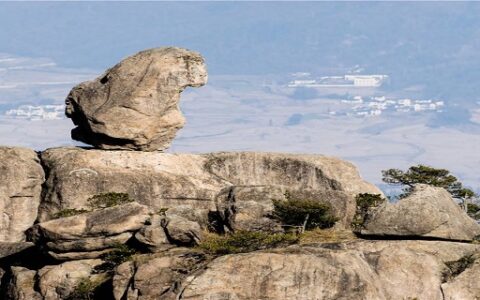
[398,99,412,106]
[344,75,388,87]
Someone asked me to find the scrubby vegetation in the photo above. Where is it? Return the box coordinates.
[199,231,298,255]
[467,203,480,220]
[52,192,135,219]
[87,192,133,209]
[66,276,107,300]
[53,208,90,219]
[442,254,476,282]
[272,197,337,232]
[351,193,385,230]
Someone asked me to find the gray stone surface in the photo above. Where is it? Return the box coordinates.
[65,47,207,151]
[38,148,381,229]
[442,257,480,299]
[0,147,44,242]
[215,185,286,232]
[6,267,41,300]
[37,259,102,300]
[134,214,172,252]
[161,212,203,246]
[360,184,480,241]
[112,248,208,300]
[31,202,150,241]
[29,202,150,259]
[181,240,480,300]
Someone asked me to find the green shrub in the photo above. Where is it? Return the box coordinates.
[53,208,90,219]
[272,198,337,230]
[442,254,476,282]
[87,192,133,209]
[467,203,480,220]
[351,193,385,230]
[199,231,298,255]
[66,277,105,300]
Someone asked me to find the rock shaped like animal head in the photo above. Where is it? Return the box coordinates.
[65,47,207,151]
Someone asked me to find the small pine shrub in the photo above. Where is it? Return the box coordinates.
[87,192,133,209]
[53,208,90,219]
[442,254,476,282]
[199,231,298,255]
[352,193,385,230]
[467,203,480,220]
[272,198,337,230]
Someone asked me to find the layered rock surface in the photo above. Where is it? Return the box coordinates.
[360,184,480,241]
[0,146,479,299]
[64,47,207,151]
[0,147,44,242]
[38,148,381,228]
[28,202,151,260]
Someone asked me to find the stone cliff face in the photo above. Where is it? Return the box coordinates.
[38,148,381,227]
[1,48,480,299]
[0,147,44,242]
[1,146,479,300]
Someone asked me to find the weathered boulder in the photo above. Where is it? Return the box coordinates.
[65,47,207,151]
[112,248,208,300]
[161,212,203,246]
[360,185,480,241]
[37,259,103,300]
[181,240,480,300]
[38,148,381,230]
[0,147,44,242]
[30,202,150,242]
[6,267,41,300]
[29,202,150,259]
[215,185,286,232]
[134,215,172,252]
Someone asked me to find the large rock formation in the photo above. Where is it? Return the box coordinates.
[0,147,44,242]
[38,148,382,228]
[1,146,480,299]
[108,240,480,300]
[359,184,480,241]
[65,47,207,151]
[3,44,480,299]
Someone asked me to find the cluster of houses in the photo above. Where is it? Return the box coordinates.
[288,73,389,88]
[4,104,64,120]
[331,96,445,117]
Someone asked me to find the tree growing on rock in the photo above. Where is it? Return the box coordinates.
[272,197,337,233]
[382,165,477,217]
